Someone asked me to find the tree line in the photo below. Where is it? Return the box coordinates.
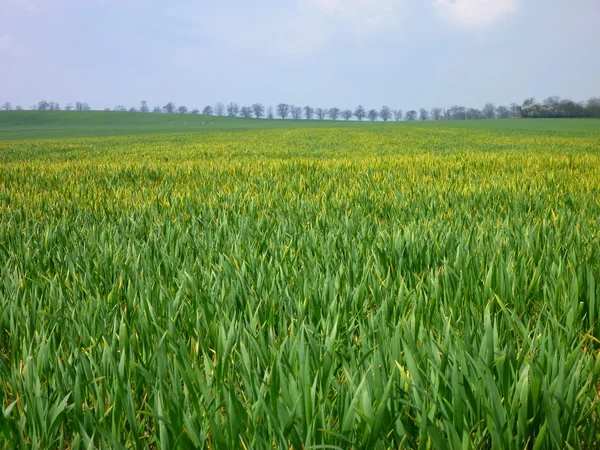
[2,97,599,120]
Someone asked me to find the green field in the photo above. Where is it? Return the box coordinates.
[1,114,600,448]
[2,110,600,141]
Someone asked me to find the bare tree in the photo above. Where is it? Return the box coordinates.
[328,107,340,120]
[431,108,443,120]
[267,106,274,119]
[496,105,509,119]
[315,108,327,120]
[291,105,303,120]
[354,105,366,121]
[341,109,353,120]
[75,102,90,111]
[178,105,188,114]
[240,106,253,118]
[585,97,600,118]
[129,107,137,113]
[509,103,520,118]
[203,105,213,115]
[65,103,73,111]
[405,110,417,121]
[15,105,22,110]
[153,106,162,113]
[191,108,199,114]
[522,98,535,107]
[304,106,314,120]
[448,105,466,120]
[380,105,391,122]
[114,105,127,112]
[419,108,429,121]
[466,108,482,120]
[252,103,265,119]
[483,103,496,119]
[1,102,12,110]
[227,102,239,117]
[49,102,60,111]
[368,109,379,121]
[140,100,149,113]
[163,102,176,113]
[214,103,225,116]
[38,100,49,110]
[543,96,561,105]
[393,109,403,121]
[277,103,290,119]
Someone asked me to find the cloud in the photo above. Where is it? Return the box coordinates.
[434,0,518,27]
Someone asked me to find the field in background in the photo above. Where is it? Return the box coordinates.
[2,110,600,141]
[1,119,600,448]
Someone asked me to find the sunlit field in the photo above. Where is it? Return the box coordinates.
[1,122,600,448]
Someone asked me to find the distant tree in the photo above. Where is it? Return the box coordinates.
[252,103,265,119]
[522,98,535,107]
[393,109,403,121]
[509,103,520,118]
[466,108,483,120]
[214,103,225,116]
[65,103,73,111]
[379,106,391,122]
[405,110,417,121]
[15,105,22,110]
[448,105,466,120]
[163,102,176,113]
[304,106,314,120]
[431,108,443,120]
[368,109,379,121]
[203,105,213,115]
[30,104,37,110]
[104,108,111,111]
[240,106,253,118]
[153,106,162,113]
[178,105,188,114]
[191,108,199,114]
[140,101,149,113]
[1,102,12,110]
[354,105,366,121]
[50,102,61,111]
[129,107,137,113]
[543,96,561,105]
[419,108,429,121]
[496,105,510,119]
[38,100,49,111]
[267,106,274,119]
[227,102,239,117]
[277,103,290,119]
[328,107,340,120]
[291,105,303,120]
[76,102,90,111]
[341,109,353,120]
[483,103,496,119]
[315,108,328,120]
[114,105,127,112]
[585,97,600,118]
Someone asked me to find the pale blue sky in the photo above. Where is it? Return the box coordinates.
[1,0,598,112]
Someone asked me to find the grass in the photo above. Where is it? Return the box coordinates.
[1,110,599,141]
[0,119,600,448]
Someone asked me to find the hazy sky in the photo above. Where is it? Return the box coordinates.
[1,0,599,111]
